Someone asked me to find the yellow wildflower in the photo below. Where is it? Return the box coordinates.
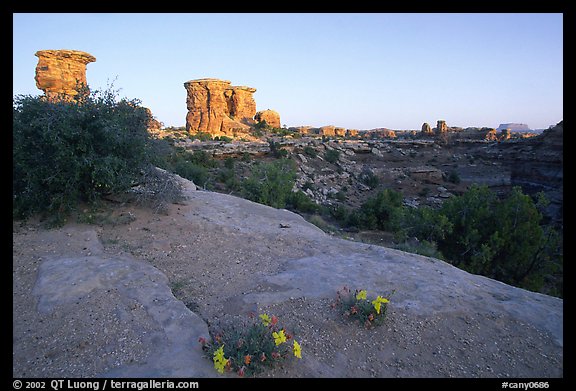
[356,289,367,300]
[259,313,271,326]
[293,340,302,359]
[371,296,390,315]
[213,345,229,374]
[272,329,287,346]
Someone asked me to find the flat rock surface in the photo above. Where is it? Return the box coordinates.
[13,178,563,378]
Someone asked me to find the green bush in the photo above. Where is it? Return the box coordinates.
[447,169,461,184]
[241,159,296,208]
[303,146,317,158]
[173,161,211,189]
[286,191,318,213]
[359,169,380,189]
[324,149,340,164]
[436,185,562,292]
[351,189,404,231]
[13,87,152,223]
[268,140,288,158]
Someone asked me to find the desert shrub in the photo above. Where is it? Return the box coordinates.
[268,140,288,158]
[200,313,302,377]
[286,191,318,214]
[393,239,445,260]
[303,145,317,158]
[189,131,213,141]
[352,189,404,231]
[217,167,241,192]
[307,214,337,233]
[224,157,235,169]
[214,135,233,142]
[172,161,211,189]
[446,169,461,184]
[13,87,154,223]
[437,185,562,292]
[187,150,218,168]
[129,166,185,214]
[241,159,296,208]
[397,206,453,243]
[359,169,380,189]
[333,287,393,329]
[324,149,340,164]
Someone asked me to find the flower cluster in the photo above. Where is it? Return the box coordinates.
[200,312,302,377]
[333,286,393,328]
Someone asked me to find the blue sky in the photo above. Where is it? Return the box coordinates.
[13,13,563,130]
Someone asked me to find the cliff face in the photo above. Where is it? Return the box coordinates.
[34,49,96,101]
[184,78,257,137]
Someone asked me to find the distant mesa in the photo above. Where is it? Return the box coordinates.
[34,49,96,101]
[497,123,532,132]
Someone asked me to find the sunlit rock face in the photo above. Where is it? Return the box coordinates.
[35,49,96,101]
[184,78,257,138]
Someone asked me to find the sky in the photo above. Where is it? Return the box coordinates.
[13,13,563,130]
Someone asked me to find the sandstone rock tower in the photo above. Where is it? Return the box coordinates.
[421,122,432,134]
[184,78,257,137]
[34,49,96,101]
[255,109,281,129]
[436,120,448,134]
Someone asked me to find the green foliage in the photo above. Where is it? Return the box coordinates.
[13,87,152,223]
[333,287,392,329]
[241,152,252,162]
[214,135,233,142]
[217,167,241,192]
[398,206,453,243]
[268,140,288,158]
[446,169,461,184]
[241,159,296,208]
[187,150,218,168]
[224,157,235,170]
[172,161,211,188]
[189,131,213,141]
[436,185,561,292]
[200,313,302,377]
[303,145,317,158]
[324,149,340,164]
[393,239,445,260]
[359,169,380,189]
[352,189,404,231]
[286,191,319,214]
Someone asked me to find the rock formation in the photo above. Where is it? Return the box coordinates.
[499,128,511,141]
[184,78,257,138]
[226,86,257,121]
[319,125,336,137]
[145,108,163,134]
[497,123,531,132]
[35,49,96,101]
[484,128,498,141]
[436,120,448,134]
[421,122,432,134]
[255,109,281,128]
[346,129,359,138]
[333,127,346,137]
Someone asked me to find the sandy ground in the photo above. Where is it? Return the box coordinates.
[13,185,563,379]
